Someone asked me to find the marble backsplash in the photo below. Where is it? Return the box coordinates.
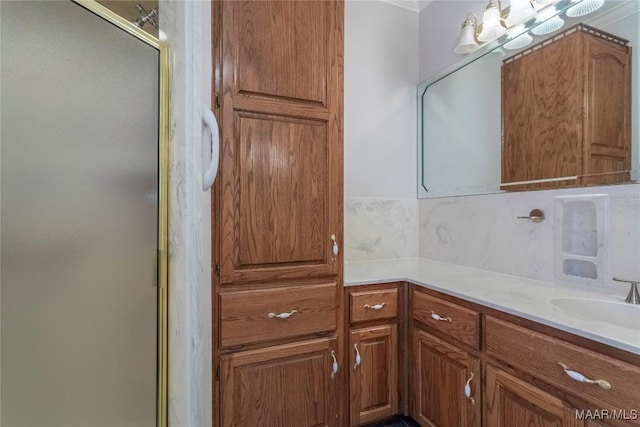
[418,184,640,288]
[161,2,212,425]
[345,197,419,261]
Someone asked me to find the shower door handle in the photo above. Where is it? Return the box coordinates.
[202,108,220,191]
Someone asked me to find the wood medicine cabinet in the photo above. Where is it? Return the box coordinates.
[501,24,631,191]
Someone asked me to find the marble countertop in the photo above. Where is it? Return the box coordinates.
[345,258,640,355]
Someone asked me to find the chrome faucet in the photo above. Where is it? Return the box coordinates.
[613,277,640,304]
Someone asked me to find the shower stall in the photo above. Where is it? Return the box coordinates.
[0,1,168,425]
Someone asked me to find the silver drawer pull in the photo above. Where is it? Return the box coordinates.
[268,309,298,319]
[353,344,361,371]
[558,362,611,390]
[464,372,475,405]
[430,311,452,322]
[364,303,386,310]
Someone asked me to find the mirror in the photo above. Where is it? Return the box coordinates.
[418,0,639,198]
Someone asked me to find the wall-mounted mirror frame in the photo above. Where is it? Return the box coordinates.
[418,0,639,198]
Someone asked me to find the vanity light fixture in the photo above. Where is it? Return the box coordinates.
[453,0,604,55]
[477,0,507,42]
[504,25,534,49]
[532,0,555,7]
[454,13,481,54]
[505,0,537,28]
[531,14,565,35]
[566,0,605,17]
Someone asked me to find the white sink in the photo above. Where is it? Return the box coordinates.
[551,298,640,330]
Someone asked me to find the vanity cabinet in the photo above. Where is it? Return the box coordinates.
[346,283,400,426]
[411,329,481,427]
[485,316,640,426]
[211,1,344,425]
[410,289,481,427]
[220,337,339,427]
[502,24,631,191]
[409,284,640,427]
[485,365,580,427]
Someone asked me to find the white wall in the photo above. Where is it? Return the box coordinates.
[345,0,418,199]
[344,1,420,262]
[419,0,485,81]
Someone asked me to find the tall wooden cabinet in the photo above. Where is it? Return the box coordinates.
[501,24,631,191]
[212,1,344,426]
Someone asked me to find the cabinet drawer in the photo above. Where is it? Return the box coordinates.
[485,316,640,415]
[220,282,336,348]
[350,286,398,324]
[412,290,480,350]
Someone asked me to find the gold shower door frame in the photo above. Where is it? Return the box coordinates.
[71,1,170,425]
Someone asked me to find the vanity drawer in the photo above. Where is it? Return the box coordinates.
[350,286,398,324]
[220,282,336,348]
[412,290,480,350]
[485,316,640,414]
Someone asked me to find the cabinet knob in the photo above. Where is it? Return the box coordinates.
[558,362,611,389]
[330,350,339,379]
[353,344,361,371]
[267,309,297,319]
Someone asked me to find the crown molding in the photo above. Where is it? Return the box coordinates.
[378,0,420,13]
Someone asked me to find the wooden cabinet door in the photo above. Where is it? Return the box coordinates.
[349,324,398,426]
[220,338,339,427]
[582,33,631,185]
[501,30,583,191]
[411,329,480,427]
[217,0,343,284]
[486,365,581,427]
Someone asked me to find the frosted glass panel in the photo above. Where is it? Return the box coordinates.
[1,1,159,425]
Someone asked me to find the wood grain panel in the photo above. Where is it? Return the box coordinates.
[412,290,480,350]
[220,282,336,348]
[485,316,640,424]
[583,34,631,184]
[350,325,398,426]
[502,31,583,187]
[501,26,631,191]
[485,364,580,427]
[350,287,398,324]
[232,0,328,105]
[237,113,327,267]
[411,329,481,427]
[220,338,338,427]
[219,0,343,285]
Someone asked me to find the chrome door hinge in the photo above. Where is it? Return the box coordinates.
[214,261,220,276]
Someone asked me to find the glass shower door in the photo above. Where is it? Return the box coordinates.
[1,1,160,425]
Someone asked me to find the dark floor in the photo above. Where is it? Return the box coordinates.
[363,415,420,427]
